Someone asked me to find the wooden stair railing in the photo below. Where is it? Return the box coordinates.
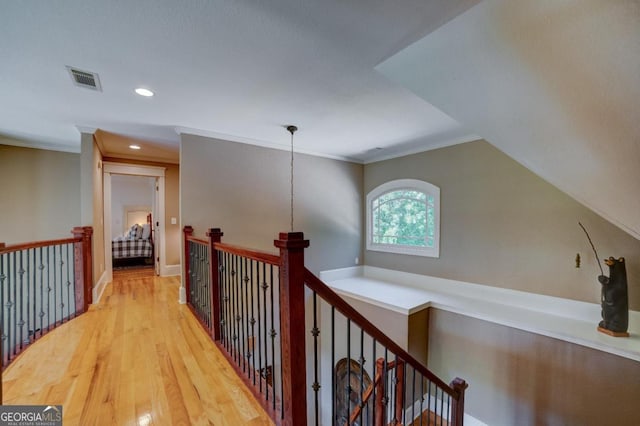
[183,226,468,426]
[0,227,93,402]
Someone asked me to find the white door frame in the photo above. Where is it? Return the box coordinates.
[103,162,166,282]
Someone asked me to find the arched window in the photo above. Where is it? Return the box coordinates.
[366,179,440,257]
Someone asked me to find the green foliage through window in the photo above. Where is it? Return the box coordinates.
[371,190,435,248]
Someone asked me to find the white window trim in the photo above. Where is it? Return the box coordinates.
[366,179,440,258]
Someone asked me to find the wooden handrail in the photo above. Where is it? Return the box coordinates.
[214,241,280,266]
[185,236,208,245]
[184,230,280,265]
[0,237,80,254]
[304,268,460,398]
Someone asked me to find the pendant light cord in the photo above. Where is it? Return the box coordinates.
[287,125,298,232]
[290,131,294,232]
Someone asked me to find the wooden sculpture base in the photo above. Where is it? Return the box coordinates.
[597,326,629,337]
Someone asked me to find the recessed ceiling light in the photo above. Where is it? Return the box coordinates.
[129,144,141,150]
[135,88,154,97]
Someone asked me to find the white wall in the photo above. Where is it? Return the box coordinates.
[110,174,155,239]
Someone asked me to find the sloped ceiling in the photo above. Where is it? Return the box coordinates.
[377,0,640,239]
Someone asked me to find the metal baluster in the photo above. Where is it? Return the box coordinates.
[446,394,451,425]
[411,366,416,425]
[261,262,269,400]
[331,306,336,425]
[420,374,424,426]
[53,245,58,328]
[231,255,238,363]
[269,264,277,412]
[0,253,6,367]
[359,327,364,426]
[382,348,388,426]
[218,251,225,344]
[439,386,444,426]
[241,257,248,373]
[372,337,377,426]
[346,318,351,424]
[27,248,33,342]
[249,259,256,384]
[256,260,263,391]
[311,291,320,426]
[230,254,237,362]
[12,251,17,359]
[18,249,26,349]
[391,354,397,424]
[47,246,52,332]
[66,243,73,318]
[58,245,63,322]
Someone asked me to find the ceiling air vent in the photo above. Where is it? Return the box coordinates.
[66,66,102,91]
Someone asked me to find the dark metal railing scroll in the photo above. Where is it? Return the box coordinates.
[304,270,468,426]
[0,227,93,372]
[182,226,466,426]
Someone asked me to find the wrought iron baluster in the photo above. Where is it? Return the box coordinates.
[331,306,336,424]
[311,291,320,426]
[359,327,364,426]
[261,262,269,400]
[232,254,240,364]
[439,385,444,426]
[255,260,263,390]
[240,256,247,373]
[1,252,6,367]
[18,249,26,349]
[249,259,256,384]
[46,245,51,333]
[346,318,351,424]
[12,250,17,359]
[372,337,377,426]
[382,348,388,426]
[269,263,277,412]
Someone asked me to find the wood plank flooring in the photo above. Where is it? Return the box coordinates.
[2,268,274,426]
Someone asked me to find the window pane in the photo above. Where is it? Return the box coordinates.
[372,190,427,247]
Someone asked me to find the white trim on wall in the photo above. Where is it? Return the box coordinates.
[93,269,109,304]
[162,264,181,277]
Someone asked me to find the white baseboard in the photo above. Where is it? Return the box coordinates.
[179,285,187,304]
[92,269,110,304]
[161,264,181,277]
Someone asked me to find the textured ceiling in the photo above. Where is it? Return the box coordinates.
[378,0,640,239]
[0,0,479,162]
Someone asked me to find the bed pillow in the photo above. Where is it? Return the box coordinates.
[128,224,142,239]
[141,223,151,240]
[127,224,137,239]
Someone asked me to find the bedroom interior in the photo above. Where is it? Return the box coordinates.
[109,174,155,270]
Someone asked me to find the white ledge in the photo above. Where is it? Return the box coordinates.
[320,266,640,362]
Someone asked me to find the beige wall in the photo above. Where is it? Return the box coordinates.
[429,309,640,425]
[180,134,363,274]
[0,143,80,244]
[103,157,181,266]
[364,140,640,310]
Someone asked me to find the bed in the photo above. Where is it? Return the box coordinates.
[112,213,154,265]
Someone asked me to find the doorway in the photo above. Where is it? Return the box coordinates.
[103,162,166,283]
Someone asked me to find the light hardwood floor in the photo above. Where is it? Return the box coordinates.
[2,268,274,426]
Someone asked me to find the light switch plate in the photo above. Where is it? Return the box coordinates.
[171,217,177,225]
